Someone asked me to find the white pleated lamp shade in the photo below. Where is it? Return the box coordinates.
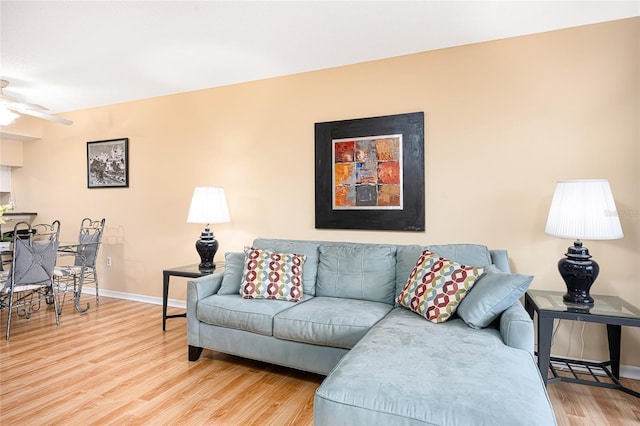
[187,186,231,225]
[545,179,623,240]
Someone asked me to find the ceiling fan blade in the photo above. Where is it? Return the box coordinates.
[1,79,72,125]
[11,107,73,125]
[1,99,47,111]
[17,102,49,111]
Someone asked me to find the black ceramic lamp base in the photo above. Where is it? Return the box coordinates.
[558,240,599,305]
[195,227,218,272]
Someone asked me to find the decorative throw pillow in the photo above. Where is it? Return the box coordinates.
[457,265,534,329]
[218,252,246,295]
[397,249,485,323]
[252,239,320,296]
[240,247,306,302]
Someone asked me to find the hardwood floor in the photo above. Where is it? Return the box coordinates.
[547,378,640,425]
[1,296,638,425]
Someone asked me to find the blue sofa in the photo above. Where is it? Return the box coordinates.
[187,238,556,425]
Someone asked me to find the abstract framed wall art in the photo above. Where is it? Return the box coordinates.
[333,134,403,210]
[315,112,425,231]
[87,138,129,188]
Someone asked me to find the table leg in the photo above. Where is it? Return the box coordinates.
[606,324,622,379]
[537,315,554,386]
[163,271,169,331]
[524,294,534,319]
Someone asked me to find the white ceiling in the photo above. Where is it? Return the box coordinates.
[1,1,638,115]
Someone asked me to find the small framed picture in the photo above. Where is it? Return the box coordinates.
[87,138,129,188]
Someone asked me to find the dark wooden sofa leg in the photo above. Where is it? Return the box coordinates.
[189,345,203,361]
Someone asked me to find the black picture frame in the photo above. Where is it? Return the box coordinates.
[315,112,425,231]
[87,138,129,188]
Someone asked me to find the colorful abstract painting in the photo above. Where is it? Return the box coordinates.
[315,111,424,231]
[332,134,402,210]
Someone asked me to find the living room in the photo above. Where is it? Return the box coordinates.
[0,2,638,424]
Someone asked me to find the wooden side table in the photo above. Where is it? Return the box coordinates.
[525,289,640,398]
[162,263,223,331]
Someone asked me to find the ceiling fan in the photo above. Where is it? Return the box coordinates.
[0,79,73,126]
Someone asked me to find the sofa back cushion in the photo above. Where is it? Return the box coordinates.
[252,239,320,296]
[316,244,397,305]
[396,249,486,323]
[240,247,306,302]
[395,243,493,301]
[395,245,425,299]
[427,244,493,266]
[251,239,496,305]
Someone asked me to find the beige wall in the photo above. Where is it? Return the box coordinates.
[10,18,640,366]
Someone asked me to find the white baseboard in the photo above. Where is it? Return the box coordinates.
[620,365,640,380]
[81,286,185,309]
[84,287,640,380]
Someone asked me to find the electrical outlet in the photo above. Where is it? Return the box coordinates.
[107,256,112,267]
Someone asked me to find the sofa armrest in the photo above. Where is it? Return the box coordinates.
[187,272,224,347]
[188,272,224,301]
[499,301,534,354]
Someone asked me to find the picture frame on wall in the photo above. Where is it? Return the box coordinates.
[87,138,129,188]
[315,112,425,231]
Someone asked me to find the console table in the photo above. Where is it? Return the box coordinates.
[525,289,640,398]
[162,263,223,331]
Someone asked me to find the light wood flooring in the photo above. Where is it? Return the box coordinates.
[1,296,638,425]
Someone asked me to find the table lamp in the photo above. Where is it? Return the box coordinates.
[545,179,623,305]
[187,186,230,271]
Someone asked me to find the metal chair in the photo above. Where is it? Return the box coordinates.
[53,218,105,312]
[0,220,61,340]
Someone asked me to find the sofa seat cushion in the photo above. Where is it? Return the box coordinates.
[273,297,393,349]
[314,308,555,426]
[197,294,311,336]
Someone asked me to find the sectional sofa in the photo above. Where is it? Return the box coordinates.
[187,238,556,425]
